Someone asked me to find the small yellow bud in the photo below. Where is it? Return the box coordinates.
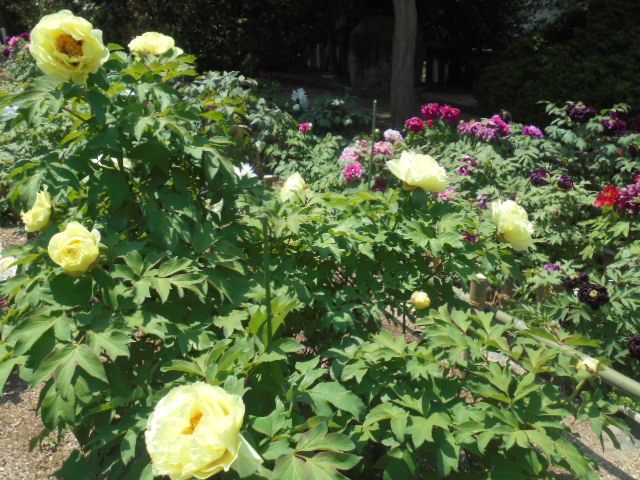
[410,291,431,310]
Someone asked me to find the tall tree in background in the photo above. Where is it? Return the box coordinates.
[391,0,418,127]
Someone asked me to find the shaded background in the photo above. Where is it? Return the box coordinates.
[2,0,638,122]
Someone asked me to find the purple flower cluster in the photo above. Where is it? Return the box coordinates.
[522,125,544,139]
[458,114,510,141]
[476,194,490,209]
[562,273,609,311]
[629,335,640,359]
[530,168,551,186]
[557,175,575,190]
[463,231,478,243]
[372,176,387,192]
[601,112,627,136]
[565,102,597,123]
[420,102,461,124]
[544,263,562,272]
[3,32,29,59]
[343,161,363,183]
[457,155,479,176]
[405,117,425,132]
[615,181,640,215]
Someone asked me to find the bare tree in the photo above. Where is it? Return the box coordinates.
[390,0,418,127]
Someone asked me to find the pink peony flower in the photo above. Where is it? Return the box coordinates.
[373,141,394,157]
[437,187,456,202]
[343,161,364,183]
[405,117,424,132]
[439,105,461,124]
[421,103,441,120]
[340,147,360,163]
[298,122,313,133]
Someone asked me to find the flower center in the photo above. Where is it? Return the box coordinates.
[56,34,83,58]
[589,289,599,298]
[182,412,203,435]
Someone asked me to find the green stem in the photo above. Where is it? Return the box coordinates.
[369,99,377,185]
[262,216,273,346]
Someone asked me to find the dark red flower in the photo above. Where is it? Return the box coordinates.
[594,185,621,208]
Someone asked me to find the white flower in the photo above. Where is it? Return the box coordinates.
[2,105,18,120]
[384,129,403,142]
[280,173,307,202]
[291,88,309,109]
[386,151,448,193]
[491,199,534,251]
[233,163,257,179]
[0,255,17,281]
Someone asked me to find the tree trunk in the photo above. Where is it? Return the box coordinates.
[391,0,418,128]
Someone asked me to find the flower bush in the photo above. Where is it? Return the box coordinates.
[0,11,634,480]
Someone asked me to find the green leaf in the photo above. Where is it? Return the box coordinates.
[297,423,354,453]
[75,344,108,383]
[273,454,308,480]
[307,382,366,419]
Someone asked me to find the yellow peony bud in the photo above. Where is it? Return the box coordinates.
[29,10,110,84]
[21,190,52,232]
[410,291,431,310]
[128,32,182,57]
[386,151,448,193]
[145,383,261,480]
[491,199,534,251]
[48,222,100,275]
[280,172,308,202]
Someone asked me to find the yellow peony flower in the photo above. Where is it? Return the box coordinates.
[145,383,261,480]
[410,291,431,310]
[21,190,52,232]
[48,222,100,275]
[280,172,308,202]
[29,10,110,84]
[491,199,534,251]
[128,32,182,57]
[386,151,448,193]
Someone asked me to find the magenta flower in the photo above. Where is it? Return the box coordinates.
[463,155,479,167]
[405,117,425,132]
[373,141,394,157]
[544,263,562,272]
[340,147,360,163]
[523,125,544,139]
[421,103,441,120]
[298,122,313,133]
[440,105,461,124]
[356,139,369,149]
[490,115,511,136]
[343,161,364,183]
[457,166,471,176]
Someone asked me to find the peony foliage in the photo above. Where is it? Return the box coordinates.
[0,11,634,480]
